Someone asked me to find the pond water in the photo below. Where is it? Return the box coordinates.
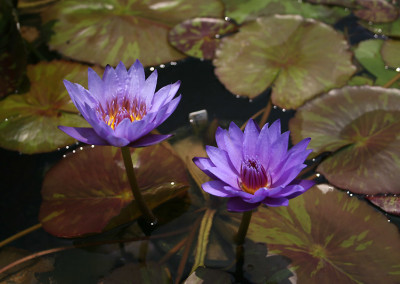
[1,0,400,283]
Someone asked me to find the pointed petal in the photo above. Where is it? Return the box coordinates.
[128,133,172,147]
[285,179,315,199]
[202,180,233,197]
[151,81,180,111]
[243,119,260,157]
[262,197,289,207]
[206,145,237,175]
[58,126,109,145]
[102,65,119,101]
[268,131,290,171]
[128,60,145,99]
[215,127,228,151]
[87,68,105,104]
[192,157,218,180]
[272,164,307,188]
[227,197,260,212]
[141,70,158,106]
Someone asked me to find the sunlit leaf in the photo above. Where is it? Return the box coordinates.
[246,184,400,283]
[366,195,400,216]
[0,1,27,98]
[290,86,400,194]
[353,0,398,23]
[41,0,223,67]
[168,18,238,60]
[214,15,355,109]
[381,39,400,68]
[354,39,400,87]
[0,61,95,154]
[39,143,188,238]
[222,0,350,25]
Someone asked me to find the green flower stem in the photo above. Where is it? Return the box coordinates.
[234,210,253,246]
[121,146,157,225]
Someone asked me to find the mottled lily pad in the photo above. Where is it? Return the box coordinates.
[381,39,400,68]
[354,39,400,88]
[361,16,400,37]
[39,143,188,238]
[353,0,398,23]
[41,0,223,67]
[0,1,27,98]
[168,18,238,60]
[290,86,400,194]
[222,0,350,25]
[246,184,400,283]
[0,61,95,154]
[214,15,355,109]
[366,195,400,216]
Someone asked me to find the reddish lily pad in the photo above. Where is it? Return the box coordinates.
[0,61,96,154]
[354,39,400,88]
[381,39,400,68]
[305,0,357,7]
[39,143,188,238]
[353,0,398,23]
[290,86,400,194]
[0,1,27,98]
[168,18,238,60]
[246,184,400,283]
[213,15,355,109]
[41,0,223,67]
[222,0,350,25]
[366,195,400,216]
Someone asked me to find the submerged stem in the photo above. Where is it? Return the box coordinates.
[384,72,400,88]
[120,146,157,225]
[0,223,42,249]
[234,210,253,246]
[259,99,272,128]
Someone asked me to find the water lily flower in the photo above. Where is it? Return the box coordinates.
[193,119,314,212]
[59,60,181,147]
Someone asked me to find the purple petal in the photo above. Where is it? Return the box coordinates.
[152,96,181,128]
[272,164,307,188]
[87,68,105,104]
[128,133,172,147]
[104,134,130,147]
[202,180,233,197]
[102,65,119,101]
[141,70,158,106]
[227,197,260,212]
[244,188,270,203]
[215,127,228,151]
[63,80,95,114]
[285,179,315,199]
[58,126,109,145]
[192,157,218,180]
[224,128,244,173]
[206,146,237,175]
[128,60,145,99]
[268,120,282,145]
[262,197,289,207]
[151,81,180,110]
[268,131,290,171]
[228,121,244,148]
[122,119,150,142]
[243,119,260,157]
[206,165,239,189]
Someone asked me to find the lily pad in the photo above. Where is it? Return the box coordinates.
[290,86,400,194]
[222,0,350,25]
[41,0,223,67]
[0,0,27,98]
[354,39,400,87]
[39,143,188,237]
[381,39,400,68]
[353,0,398,23]
[213,15,355,109]
[168,18,238,60]
[361,16,400,37]
[246,184,400,283]
[0,61,96,154]
[366,195,400,216]
[305,0,357,7]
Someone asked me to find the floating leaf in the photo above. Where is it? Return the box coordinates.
[41,0,223,67]
[353,0,398,23]
[222,0,350,25]
[381,39,400,68]
[214,15,355,109]
[0,1,27,98]
[39,143,188,237]
[290,86,400,194]
[246,185,400,283]
[360,16,400,37]
[0,61,96,154]
[354,39,400,87]
[168,18,238,60]
[366,195,400,216]
[348,75,374,86]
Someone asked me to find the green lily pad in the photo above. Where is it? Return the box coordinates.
[290,86,400,194]
[213,15,355,109]
[353,0,398,23]
[381,39,400,68]
[222,0,350,25]
[0,61,95,154]
[348,75,374,86]
[366,195,400,216]
[41,0,223,67]
[168,18,238,60]
[246,184,400,283]
[0,0,27,98]
[354,39,400,88]
[39,143,188,238]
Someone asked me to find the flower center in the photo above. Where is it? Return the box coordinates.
[239,158,270,194]
[97,97,147,130]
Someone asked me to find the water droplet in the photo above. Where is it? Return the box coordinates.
[282,108,286,112]
[249,99,253,103]
[373,34,378,38]
[170,182,175,185]
[149,67,155,71]
[368,21,373,25]
[347,191,350,194]
[4,118,9,122]
[80,147,83,150]
[159,64,165,68]
[235,95,240,99]
[215,34,221,39]
[388,219,391,222]
[170,61,177,66]
[273,106,277,109]
[396,67,400,72]
[312,158,316,162]
[91,145,95,148]
[316,173,320,177]
[72,150,76,153]
[66,146,69,149]
[57,148,60,151]
[349,193,353,197]
[384,65,389,69]
[63,155,66,158]
[224,16,231,21]
[377,28,382,33]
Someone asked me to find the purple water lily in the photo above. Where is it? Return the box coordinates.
[193,119,314,212]
[59,60,181,147]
